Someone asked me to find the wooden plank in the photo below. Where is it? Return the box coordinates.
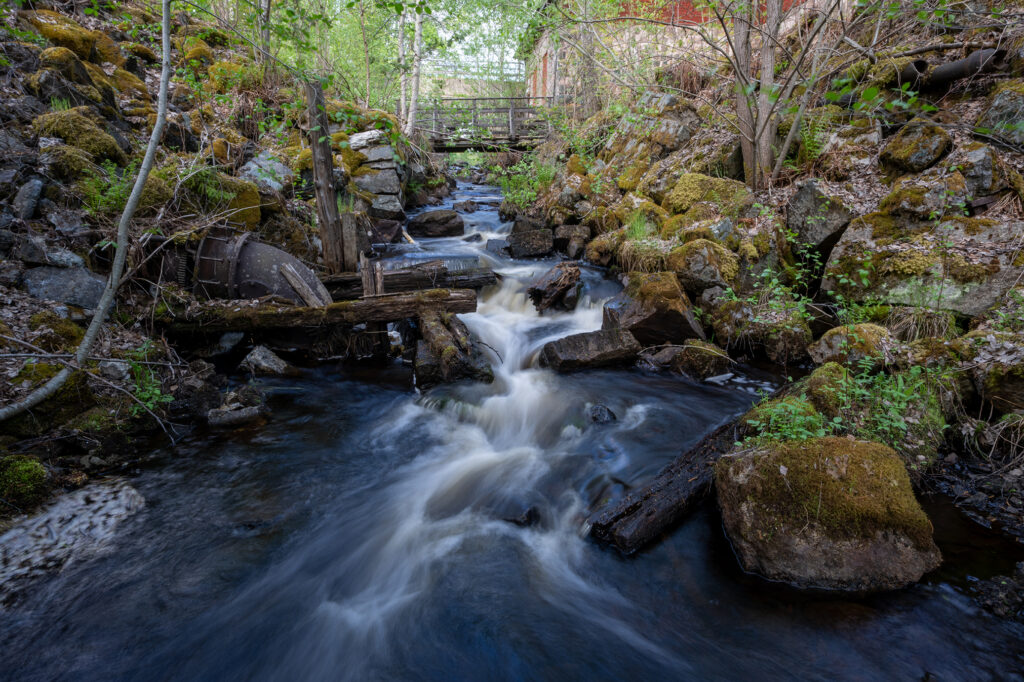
[324,264,497,300]
[152,289,479,333]
[281,262,330,308]
[304,81,353,274]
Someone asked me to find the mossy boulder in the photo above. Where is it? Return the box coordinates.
[601,271,705,346]
[879,117,952,173]
[122,42,157,63]
[878,168,967,218]
[666,238,739,293]
[945,142,1013,198]
[209,61,245,93]
[584,228,625,266]
[976,79,1024,147]
[93,32,125,66]
[38,46,91,85]
[661,172,753,218]
[0,455,48,509]
[138,174,174,214]
[667,339,730,379]
[716,437,941,591]
[956,331,1024,415]
[217,174,261,229]
[1,363,95,439]
[804,362,848,418]
[32,109,127,165]
[40,144,94,180]
[19,10,98,61]
[822,213,1023,317]
[28,310,84,352]
[808,323,896,367]
[711,299,812,365]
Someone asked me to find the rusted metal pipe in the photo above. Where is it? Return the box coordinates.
[924,48,1007,90]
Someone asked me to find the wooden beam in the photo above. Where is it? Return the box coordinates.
[152,289,478,333]
[323,263,497,300]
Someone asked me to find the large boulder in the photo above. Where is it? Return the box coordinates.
[407,209,464,238]
[716,437,942,591]
[369,194,405,221]
[822,213,1024,317]
[602,271,705,346]
[507,230,553,258]
[660,172,753,218]
[239,151,294,193]
[945,142,1014,198]
[785,179,854,257]
[955,331,1024,415]
[879,117,952,172]
[877,168,967,219]
[539,329,640,371]
[22,266,105,309]
[353,168,402,196]
[639,339,730,379]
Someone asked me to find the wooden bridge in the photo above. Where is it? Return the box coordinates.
[410,97,558,152]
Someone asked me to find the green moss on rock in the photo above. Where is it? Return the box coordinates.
[28,311,84,352]
[19,10,98,60]
[32,109,126,165]
[662,172,752,217]
[0,455,48,508]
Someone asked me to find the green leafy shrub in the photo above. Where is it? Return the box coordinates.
[79,160,136,215]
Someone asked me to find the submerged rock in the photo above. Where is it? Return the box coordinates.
[715,437,942,592]
[585,403,617,423]
[539,329,640,371]
[640,339,731,379]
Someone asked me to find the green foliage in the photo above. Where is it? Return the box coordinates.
[799,110,832,163]
[183,167,235,204]
[745,395,834,444]
[127,341,172,417]
[0,455,47,509]
[50,97,72,112]
[80,160,136,216]
[497,155,556,211]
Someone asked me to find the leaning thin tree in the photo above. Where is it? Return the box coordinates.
[0,0,173,422]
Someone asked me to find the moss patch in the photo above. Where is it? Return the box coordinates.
[0,455,48,508]
[804,362,848,418]
[662,172,752,217]
[19,10,98,60]
[28,311,84,352]
[32,109,127,165]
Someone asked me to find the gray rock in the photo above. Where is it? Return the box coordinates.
[453,199,478,213]
[369,194,406,221]
[348,129,386,150]
[945,143,1009,197]
[12,178,44,220]
[207,404,268,427]
[361,145,396,163]
[507,230,553,258]
[880,167,968,219]
[46,209,90,238]
[539,329,641,371]
[585,403,617,423]
[603,273,705,346]
[242,345,296,376]
[553,224,589,253]
[0,259,25,286]
[407,209,464,238]
[46,248,84,268]
[353,168,402,196]
[785,179,853,256]
[0,228,14,255]
[22,266,106,308]
[485,238,508,255]
[0,130,29,154]
[15,234,48,264]
[99,360,131,382]
[511,215,543,234]
[239,151,294,193]
[977,82,1024,147]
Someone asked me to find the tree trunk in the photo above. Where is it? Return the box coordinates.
[398,10,407,122]
[403,10,423,137]
[358,0,372,109]
[753,0,783,188]
[0,0,173,422]
[259,0,272,66]
[733,2,757,187]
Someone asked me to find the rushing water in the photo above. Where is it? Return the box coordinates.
[3,183,1024,681]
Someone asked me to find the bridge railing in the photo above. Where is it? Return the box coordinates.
[405,96,565,146]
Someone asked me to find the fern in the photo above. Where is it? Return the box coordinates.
[799,111,833,163]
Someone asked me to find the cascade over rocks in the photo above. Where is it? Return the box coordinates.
[716,437,942,592]
[527,262,581,312]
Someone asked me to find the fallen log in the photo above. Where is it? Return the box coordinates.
[588,418,742,554]
[415,310,494,387]
[151,289,477,333]
[323,262,497,300]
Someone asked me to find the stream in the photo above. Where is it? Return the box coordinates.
[2,182,1024,681]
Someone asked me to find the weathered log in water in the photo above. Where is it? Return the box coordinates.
[151,289,477,333]
[323,263,497,300]
[588,418,742,555]
[415,309,494,386]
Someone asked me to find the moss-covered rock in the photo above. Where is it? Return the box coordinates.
[666,238,739,292]
[976,79,1024,147]
[216,173,261,229]
[93,32,125,66]
[28,310,84,352]
[584,228,625,266]
[19,10,98,60]
[716,437,942,591]
[663,339,730,379]
[879,168,967,218]
[808,323,896,367]
[661,172,753,218]
[38,46,91,84]
[209,61,245,93]
[138,174,174,214]
[602,271,705,345]
[0,455,48,509]
[956,331,1024,415]
[711,299,812,365]
[1,362,95,439]
[32,109,126,165]
[41,144,95,180]
[879,117,952,173]
[110,68,149,100]
[804,362,848,418]
[121,42,157,63]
